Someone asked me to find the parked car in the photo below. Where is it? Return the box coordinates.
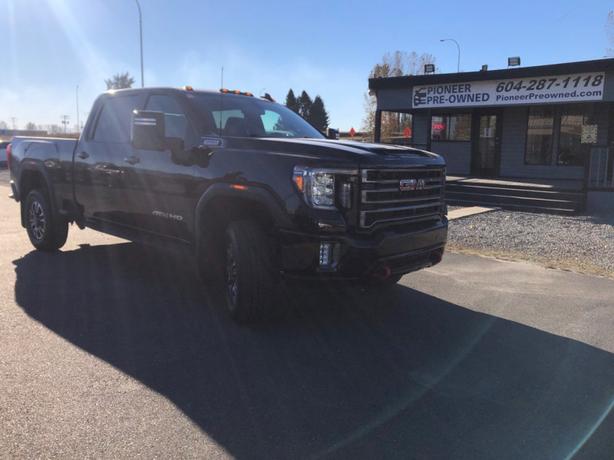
[0,141,9,167]
[8,87,448,322]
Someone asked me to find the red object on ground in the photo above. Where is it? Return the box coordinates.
[349,127,356,137]
[6,142,11,169]
[403,127,411,138]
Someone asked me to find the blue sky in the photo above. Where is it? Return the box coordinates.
[1,0,612,130]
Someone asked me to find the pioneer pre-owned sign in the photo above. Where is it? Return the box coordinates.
[412,72,605,108]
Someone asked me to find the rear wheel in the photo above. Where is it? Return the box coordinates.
[24,189,68,251]
[224,220,277,323]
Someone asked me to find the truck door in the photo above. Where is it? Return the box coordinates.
[82,93,146,227]
[126,93,198,242]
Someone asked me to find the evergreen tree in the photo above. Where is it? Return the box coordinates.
[285,89,300,113]
[298,91,313,120]
[309,95,330,131]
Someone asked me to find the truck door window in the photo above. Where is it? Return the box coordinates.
[94,95,142,143]
[146,95,193,145]
[260,110,286,135]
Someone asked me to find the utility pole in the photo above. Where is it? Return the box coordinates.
[76,85,80,133]
[10,117,17,130]
[61,115,70,134]
[135,0,144,88]
[75,85,81,132]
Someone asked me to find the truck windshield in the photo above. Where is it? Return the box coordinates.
[189,93,324,139]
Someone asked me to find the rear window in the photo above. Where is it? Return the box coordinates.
[94,95,142,143]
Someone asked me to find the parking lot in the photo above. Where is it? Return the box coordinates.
[1,170,613,459]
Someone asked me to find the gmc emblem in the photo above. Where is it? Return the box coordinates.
[399,179,417,191]
[399,178,426,191]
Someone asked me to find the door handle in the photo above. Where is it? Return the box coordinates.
[77,151,89,160]
[124,155,140,165]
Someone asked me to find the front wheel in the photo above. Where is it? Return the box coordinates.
[224,220,277,323]
[24,189,68,251]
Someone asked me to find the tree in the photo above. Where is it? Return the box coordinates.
[285,89,300,113]
[25,122,38,131]
[309,95,330,131]
[607,10,614,56]
[362,51,437,139]
[0,120,7,130]
[298,91,313,120]
[105,72,135,90]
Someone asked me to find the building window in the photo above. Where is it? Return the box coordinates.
[431,114,471,141]
[380,111,413,145]
[525,105,592,167]
[525,107,554,165]
[558,108,588,166]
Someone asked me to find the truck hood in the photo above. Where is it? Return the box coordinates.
[221,137,445,167]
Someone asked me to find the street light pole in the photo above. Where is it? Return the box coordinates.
[135,0,144,87]
[440,38,461,72]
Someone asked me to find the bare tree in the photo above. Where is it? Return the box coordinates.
[48,124,63,135]
[607,10,614,56]
[0,120,8,130]
[25,122,38,131]
[105,72,135,90]
[362,51,437,138]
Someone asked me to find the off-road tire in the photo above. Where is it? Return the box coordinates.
[24,189,68,251]
[224,220,277,323]
[197,230,224,284]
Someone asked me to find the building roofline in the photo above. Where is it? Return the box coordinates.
[369,58,614,90]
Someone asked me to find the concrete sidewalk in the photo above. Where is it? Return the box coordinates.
[448,205,497,220]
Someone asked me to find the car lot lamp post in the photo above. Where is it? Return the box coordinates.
[135,0,144,87]
[440,38,461,72]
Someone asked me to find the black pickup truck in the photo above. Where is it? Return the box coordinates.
[8,87,447,322]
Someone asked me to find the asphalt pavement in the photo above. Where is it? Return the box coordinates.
[1,170,613,459]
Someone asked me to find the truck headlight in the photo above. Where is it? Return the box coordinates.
[293,167,336,209]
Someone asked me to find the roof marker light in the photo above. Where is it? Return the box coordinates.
[219,89,255,97]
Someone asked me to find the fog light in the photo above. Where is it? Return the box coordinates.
[319,242,332,267]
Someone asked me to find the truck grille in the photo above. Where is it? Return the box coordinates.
[359,168,445,228]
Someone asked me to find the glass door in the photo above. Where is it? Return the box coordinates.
[472,112,501,177]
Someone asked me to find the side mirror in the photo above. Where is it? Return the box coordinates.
[131,110,165,151]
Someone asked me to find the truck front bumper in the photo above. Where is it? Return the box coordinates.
[278,218,448,281]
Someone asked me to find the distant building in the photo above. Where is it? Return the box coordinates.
[369,58,614,214]
[0,129,47,141]
[0,129,78,142]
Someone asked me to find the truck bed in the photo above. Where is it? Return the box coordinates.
[9,136,79,209]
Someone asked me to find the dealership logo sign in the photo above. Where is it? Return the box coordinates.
[412,72,605,108]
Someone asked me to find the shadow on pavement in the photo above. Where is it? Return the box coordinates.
[12,243,614,459]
